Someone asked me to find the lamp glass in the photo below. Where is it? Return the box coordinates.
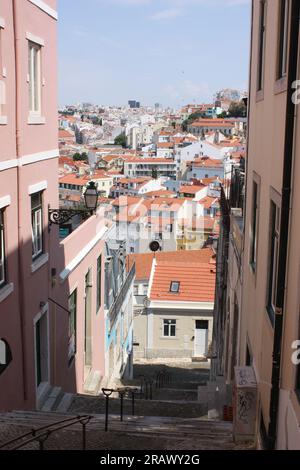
[84,182,99,210]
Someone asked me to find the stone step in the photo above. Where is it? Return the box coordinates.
[84,371,103,396]
[0,410,250,451]
[69,394,208,419]
[41,387,63,412]
[0,410,232,435]
[55,393,74,413]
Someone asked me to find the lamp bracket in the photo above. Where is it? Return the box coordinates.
[48,208,91,226]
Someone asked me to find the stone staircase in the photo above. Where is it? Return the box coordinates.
[0,362,255,450]
[39,386,73,413]
[0,410,253,450]
[83,370,103,396]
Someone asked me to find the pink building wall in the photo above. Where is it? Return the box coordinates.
[0,0,59,411]
[50,211,107,394]
[0,0,107,412]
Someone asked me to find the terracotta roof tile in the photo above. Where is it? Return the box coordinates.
[149,261,216,302]
[127,248,215,281]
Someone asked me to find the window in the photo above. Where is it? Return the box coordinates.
[0,22,6,119]
[163,319,176,337]
[31,192,43,260]
[96,255,102,312]
[250,181,259,270]
[68,290,77,363]
[170,281,180,293]
[257,0,267,91]
[0,339,12,376]
[0,24,3,74]
[143,284,148,296]
[28,42,41,114]
[277,0,290,79]
[0,210,6,287]
[0,81,5,120]
[267,201,280,325]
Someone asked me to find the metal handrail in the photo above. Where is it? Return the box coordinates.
[0,414,93,451]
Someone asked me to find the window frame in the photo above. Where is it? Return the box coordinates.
[68,289,77,364]
[0,20,4,77]
[96,255,102,313]
[170,281,180,293]
[277,0,290,80]
[31,192,44,261]
[0,209,6,288]
[163,319,177,338]
[266,200,280,326]
[250,180,259,271]
[28,41,42,116]
[0,22,7,123]
[133,285,139,296]
[257,0,267,93]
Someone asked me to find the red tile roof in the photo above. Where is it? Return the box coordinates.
[178,216,216,231]
[59,129,74,139]
[179,185,206,194]
[149,260,216,302]
[59,171,111,186]
[198,197,220,209]
[157,142,174,149]
[59,156,76,167]
[112,196,143,207]
[127,248,214,281]
[190,119,235,128]
[192,158,223,168]
[144,190,177,198]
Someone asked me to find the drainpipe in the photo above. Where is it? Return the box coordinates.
[268,0,300,450]
[12,0,27,402]
[242,0,254,232]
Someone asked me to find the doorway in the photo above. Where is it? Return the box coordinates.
[194,320,209,357]
[35,311,49,390]
[84,269,92,380]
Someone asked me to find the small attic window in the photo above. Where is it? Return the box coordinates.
[170,281,180,293]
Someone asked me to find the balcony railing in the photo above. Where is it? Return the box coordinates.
[108,263,136,331]
[229,167,245,212]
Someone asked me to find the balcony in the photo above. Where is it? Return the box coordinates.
[108,263,136,331]
[229,167,245,212]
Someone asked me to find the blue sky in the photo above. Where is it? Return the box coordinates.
[58,0,251,108]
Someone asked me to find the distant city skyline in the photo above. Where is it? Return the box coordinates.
[58,0,251,108]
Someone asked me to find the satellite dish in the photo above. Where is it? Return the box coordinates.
[143,297,151,308]
[149,241,160,253]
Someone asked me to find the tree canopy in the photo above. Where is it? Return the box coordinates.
[114,133,127,148]
[227,100,247,118]
[181,111,210,131]
[73,152,88,161]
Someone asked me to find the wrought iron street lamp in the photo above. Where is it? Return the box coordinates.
[83,181,100,212]
[49,181,99,226]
